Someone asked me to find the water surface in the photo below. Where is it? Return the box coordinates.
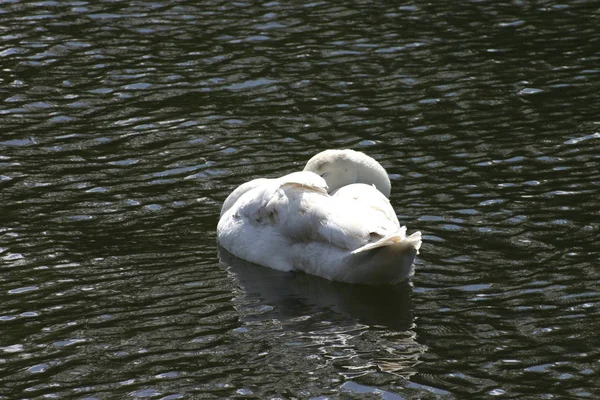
[1,1,600,398]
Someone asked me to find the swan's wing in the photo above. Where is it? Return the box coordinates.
[282,182,400,250]
[233,171,328,227]
[233,173,399,251]
[221,178,270,217]
[333,183,400,229]
[313,192,401,250]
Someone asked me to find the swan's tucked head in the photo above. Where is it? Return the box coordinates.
[304,149,391,197]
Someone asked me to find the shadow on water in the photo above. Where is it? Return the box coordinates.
[218,245,414,332]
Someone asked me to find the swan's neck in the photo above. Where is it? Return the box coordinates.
[304,149,391,197]
[353,156,391,198]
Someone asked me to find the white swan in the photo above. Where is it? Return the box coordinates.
[217,149,422,284]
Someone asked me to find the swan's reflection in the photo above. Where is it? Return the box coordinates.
[219,245,414,332]
[219,246,425,378]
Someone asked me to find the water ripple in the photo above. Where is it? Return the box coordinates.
[1,0,600,398]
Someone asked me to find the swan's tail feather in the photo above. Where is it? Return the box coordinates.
[405,231,422,253]
[352,228,422,255]
[344,228,421,284]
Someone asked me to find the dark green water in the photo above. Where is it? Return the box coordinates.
[2,1,600,398]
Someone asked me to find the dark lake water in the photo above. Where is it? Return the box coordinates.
[2,1,600,398]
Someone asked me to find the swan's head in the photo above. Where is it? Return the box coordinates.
[303,149,391,197]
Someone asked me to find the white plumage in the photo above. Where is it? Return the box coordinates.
[217,149,422,284]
